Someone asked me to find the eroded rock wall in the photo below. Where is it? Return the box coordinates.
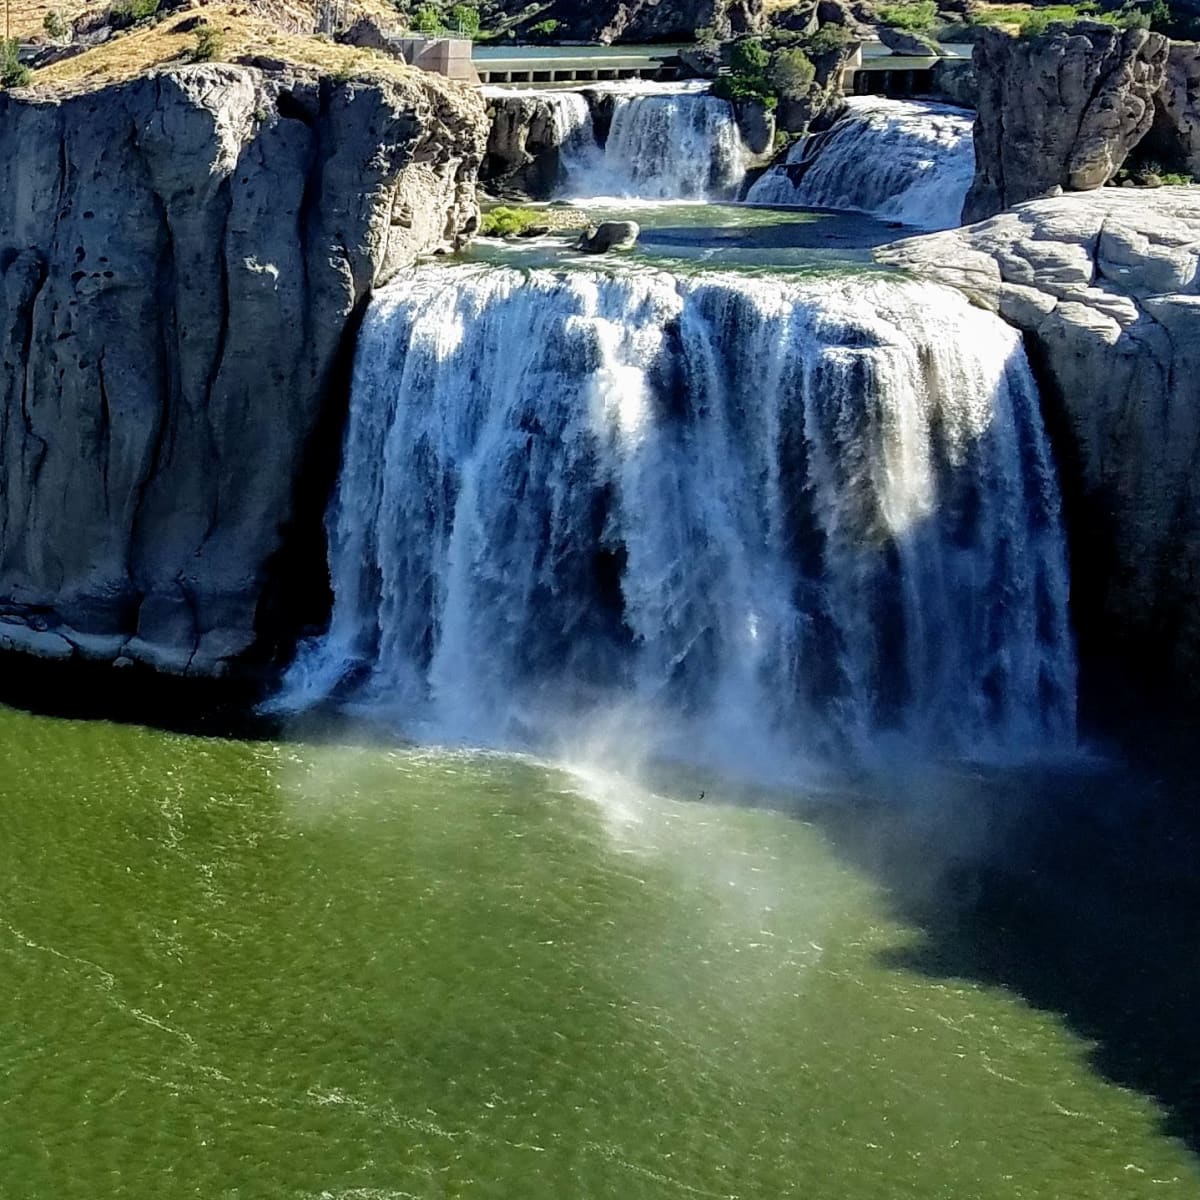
[878,190,1200,707]
[1146,40,1200,178]
[494,0,762,43]
[0,64,488,677]
[964,24,1168,223]
[482,91,574,197]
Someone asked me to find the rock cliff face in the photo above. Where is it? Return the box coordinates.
[496,0,762,43]
[878,190,1200,707]
[482,91,576,197]
[1145,41,1200,178]
[0,64,487,677]
[964,25,1168,223]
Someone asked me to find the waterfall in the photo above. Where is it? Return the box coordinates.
[541,90,598,176]
[282,264,1075,769]
[746,97,976,231]
[488,83,751,202]
[568,85,750,201]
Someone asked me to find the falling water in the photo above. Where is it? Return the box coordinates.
[572,84,750,200]
[489,83,751,201]
[281,264,1076,770]
[542,90,598,175]
[746,96,976,230]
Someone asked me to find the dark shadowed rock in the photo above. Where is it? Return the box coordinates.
[482,92,574,197]
[964,24,1168,223]
[774,0,819,35]
[1146,41,1200,179]
[733,97,776,154]
[930,56,977,106]
[0,64,487,677]
[776,36,857,134]
[494,0,763,43]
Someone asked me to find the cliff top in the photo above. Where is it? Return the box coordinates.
[9,3,470,97]
[7,0,396,40]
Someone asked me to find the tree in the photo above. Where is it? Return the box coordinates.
[769,48,815,99]
[43,9,70,40]
[190,23,224,61]
[1,36,32,87]
[413,3,444,34]
[729,36,769,75]
[447,2,479,36]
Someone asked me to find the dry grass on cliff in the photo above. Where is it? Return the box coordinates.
[25,6,432,92]
[6,0,95,40]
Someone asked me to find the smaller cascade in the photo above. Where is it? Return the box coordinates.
[567,84,750,201]
[746,96,976,230]
[484,82,751,202]
[542,90,597,172]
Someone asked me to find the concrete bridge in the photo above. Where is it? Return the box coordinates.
[474,44,687,85]
[473,40,974,90]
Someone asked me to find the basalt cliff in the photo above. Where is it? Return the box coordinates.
[0,63,488,677]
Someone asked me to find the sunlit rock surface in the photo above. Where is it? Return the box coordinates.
[965,25,1168,223]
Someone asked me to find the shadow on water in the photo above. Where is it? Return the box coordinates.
[639,207,908,253]
[806,752,1200,1159]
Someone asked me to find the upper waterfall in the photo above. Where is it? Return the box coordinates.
[572,84,750,201]
[488,83,751,202]
[281,263,1076,770]
[746,97,976,230]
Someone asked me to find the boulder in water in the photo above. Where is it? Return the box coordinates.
[577,221,640,253]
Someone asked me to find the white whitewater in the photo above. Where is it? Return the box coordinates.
[573,84,750,200]
[281,264,1076,770]
[489,82,751,201]
[746,96,976,230]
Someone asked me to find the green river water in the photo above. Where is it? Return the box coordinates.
[2,703,1198,1198]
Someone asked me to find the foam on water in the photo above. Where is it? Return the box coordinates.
[746,96,976,230]
[278,263,1076,770]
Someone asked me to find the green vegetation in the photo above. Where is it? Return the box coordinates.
[730,36,770,75]
[109,0,160,27]
[413,3,444,33]
[448,2,480,36]
[480,206,543,237]
[712,37,778,108]
[713,36,825,109]
[190,22,224,61]
[966,0,1163,36]
[804,23,853,55]
[43,10,71,40]
[878,1,937,30]
[1,38,33,87]
[1118,159,1196,186]
[768,47,815,98]
[528,18,561,39]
